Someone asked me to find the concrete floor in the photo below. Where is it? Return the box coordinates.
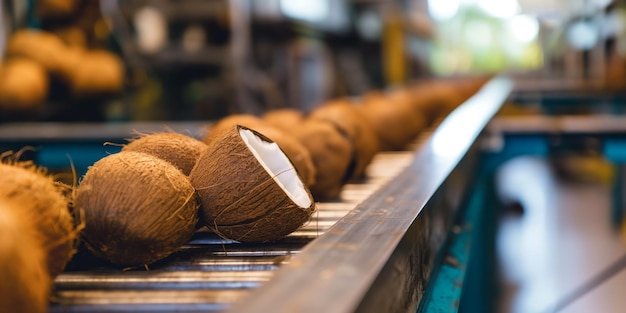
[495,157,626,313]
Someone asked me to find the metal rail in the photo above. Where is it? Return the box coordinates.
[230,77,512,313]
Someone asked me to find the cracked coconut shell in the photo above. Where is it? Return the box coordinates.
[190,125,315,242]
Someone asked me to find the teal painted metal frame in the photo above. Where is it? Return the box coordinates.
[418,133,551,313]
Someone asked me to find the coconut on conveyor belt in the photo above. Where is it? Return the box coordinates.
[123,132,208,176]
[262,108,305,132]
[292,120,354,200]
[360,90,427,151]
[0,200,51,313]
[203,114,266,144]
[190,125,316,242]
[75,151,200,266]
[308,99,380,180]
[203,115,316,188]
[0,159,78,313]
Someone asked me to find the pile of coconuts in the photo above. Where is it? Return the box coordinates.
[0,0,124,116]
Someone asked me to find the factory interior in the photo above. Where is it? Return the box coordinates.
[1,0,626,312]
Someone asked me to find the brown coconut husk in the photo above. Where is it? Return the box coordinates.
[122,132,207,176]
[243,124,316,188]
[0,200,50,313]
[414,81,467,118]
[0,158,77,277]
[190,125,315,242]
[51,26,88,47]
[75,151,199,266]
[308,99,380,179]
[205,115,316,186]
[293,120,354,200]
[0,58,49,112]
[262,108,305,132]
[203,114,266,145]
[360,90,427,151]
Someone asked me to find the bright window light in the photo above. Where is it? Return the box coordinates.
[566,21,599,50]
[477,0,520,19]
[509,14,539,43]
[428,0,460,21]
[465,20,493,49]
[280,0,328,23]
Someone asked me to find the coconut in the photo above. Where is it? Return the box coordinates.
[360,90,427,151]
[0,58,49,112]
[68,50,124,97]
[247,124,316,187]
[423,81,467,117]
[292,120,354,200]
[0,200,50,313]
[75,151,199,266]
[203,114,265,144]
[408,83,445,125]
[262,108,305,132]
[51,26,88,47]
[6,29,78,80]
[0,161,76,277]
[308,99,380,179]
[122,132,207,175]
[190,126,315,242]
[205,115,316,186]
[37,0,79,20]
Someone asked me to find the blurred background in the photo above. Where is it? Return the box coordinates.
[4,1,626,313]
[1,0,624,123]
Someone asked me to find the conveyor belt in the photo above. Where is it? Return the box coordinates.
[0,77,512,313]
[49,148,418,313]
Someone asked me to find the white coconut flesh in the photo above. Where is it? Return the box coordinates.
[239,128,312,208]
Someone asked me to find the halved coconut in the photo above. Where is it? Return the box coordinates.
[122,132,207,175]
[190,125,315,242]
[244,124,316,188]
[308,99,380,179]
[204,116,316,187]
[75,151,199,266]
